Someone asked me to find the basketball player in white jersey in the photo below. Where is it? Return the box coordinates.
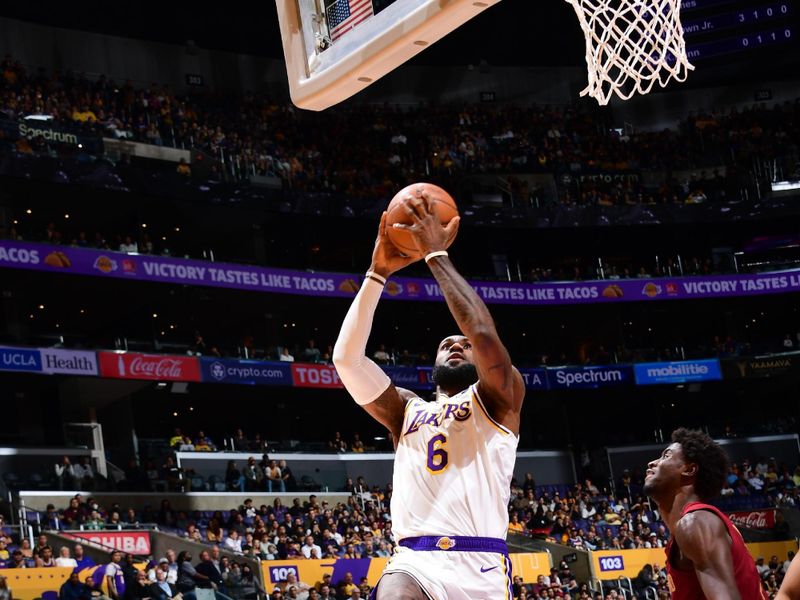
[333,191,525,600]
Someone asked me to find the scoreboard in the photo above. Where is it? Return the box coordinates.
[682,0,795,61]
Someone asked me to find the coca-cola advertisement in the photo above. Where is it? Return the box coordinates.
[727,509,776,530]
[98,352,201,382]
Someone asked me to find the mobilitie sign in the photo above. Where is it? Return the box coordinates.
[634,359,722,385]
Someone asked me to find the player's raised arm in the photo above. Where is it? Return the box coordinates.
[674,511,744,600]
[394,193,525,434]
[332,212,417,442]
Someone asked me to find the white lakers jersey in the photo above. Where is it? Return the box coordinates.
[390,383,519,542]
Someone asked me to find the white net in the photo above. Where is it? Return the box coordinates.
[565,0,694,105]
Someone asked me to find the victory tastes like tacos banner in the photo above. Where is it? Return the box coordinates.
[4,240,800,305]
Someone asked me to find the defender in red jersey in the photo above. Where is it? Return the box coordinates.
[644,428,767,600]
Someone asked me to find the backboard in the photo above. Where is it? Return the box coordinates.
[276,0,502,111]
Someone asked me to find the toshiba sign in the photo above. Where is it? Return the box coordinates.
[64,531,151,554]
[291,363,343,388]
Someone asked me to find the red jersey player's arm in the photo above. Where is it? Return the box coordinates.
[777,555,800,600]
[674,511,744,600]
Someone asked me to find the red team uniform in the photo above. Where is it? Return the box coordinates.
[666,502,767,600]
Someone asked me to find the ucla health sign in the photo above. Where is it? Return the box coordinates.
[200,358,292,386]
[0,347,42,373]
[546,365,633,389]
[634,359,722,385]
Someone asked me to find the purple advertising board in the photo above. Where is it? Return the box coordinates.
[3,240,800,305]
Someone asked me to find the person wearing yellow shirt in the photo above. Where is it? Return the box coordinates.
[72,106,97,123]
[168,428,184,448]
[508,513,525,534]
[337,573,358,598]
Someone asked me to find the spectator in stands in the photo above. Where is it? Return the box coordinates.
[278,460,296,491]
[178,437,195,452]
[223,530,243,554]
[8,549,27,568]
[265,460,285,493]
[55,546,78,568]
[55,457,76,490]
[372,344,390,364]
[162,457,188,492]
[85,511,106,530]
[84,576,108,600]
[301,535,321,559]
[329,433,347,453]
[169,429,184,449]
[279,347,295,362]
[336,573,357,599]
[176,551,209,599]
[508,513,525,534]
[243,457,262,491]
[128,570,156,600]
[176,159,191,178]
[195,551,224,591]
[36,546,56,567]
[33,534,49,557]
[231,429,248,451]
[151,569,178,600]
[206,518,224,543]
[301,340,321,363]
[105,551,126,600]
[350,435,364,454]
[73,457,95,489]
[18,540,32,559]
[194,435,214,452]
[234,564,265,600]
[223,461,245,492]
[60,571,89,600]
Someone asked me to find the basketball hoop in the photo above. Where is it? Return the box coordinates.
[565,0,694,105]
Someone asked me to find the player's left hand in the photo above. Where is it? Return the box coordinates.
[393,192,460,257]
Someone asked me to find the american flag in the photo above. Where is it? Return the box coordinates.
[327,0,374,42]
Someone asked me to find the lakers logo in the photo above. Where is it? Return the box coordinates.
[436,537,456,550]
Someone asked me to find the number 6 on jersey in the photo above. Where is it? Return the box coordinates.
[426,434,449,473]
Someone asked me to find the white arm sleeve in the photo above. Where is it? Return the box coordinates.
[332,278,392,406]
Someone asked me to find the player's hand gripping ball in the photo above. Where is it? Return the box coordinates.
[385,182,459,259]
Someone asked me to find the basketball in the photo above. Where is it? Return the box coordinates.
[385,182,459,258]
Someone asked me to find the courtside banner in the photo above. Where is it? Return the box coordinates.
[591,544,799,580]
[721,353,800,379]
[98,352,201,382]
[200,358,292,386]
[39,348,99,376]
[291,363,343,388]
[384,365,434,390]
[728,509,776,530]
[5,240,800,305]
[546,365,634,389]
[520,368,549,390]
[0,346,42,373]
[634,359,722,385]
[63,531,151,554]
[260,554,550,588]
